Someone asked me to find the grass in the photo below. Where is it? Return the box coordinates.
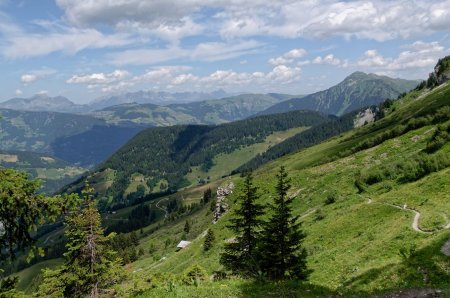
[13,258,63,294]
[13,83,450,296]
[185,127,308,187]
[117,84,450,297]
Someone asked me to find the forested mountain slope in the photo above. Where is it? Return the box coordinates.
[63,110,329,208]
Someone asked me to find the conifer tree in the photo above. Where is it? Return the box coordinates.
[203,229,215,252]
[184,220,190,234]
[258,166,309,280]
[220,172,264,276]
[38,182,123,298]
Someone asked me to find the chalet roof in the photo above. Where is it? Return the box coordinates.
[177,240,191,249]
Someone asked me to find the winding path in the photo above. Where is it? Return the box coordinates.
[155,197,169,219]
[361,196,450,256]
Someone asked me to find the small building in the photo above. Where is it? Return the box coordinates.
[176,240,191,250]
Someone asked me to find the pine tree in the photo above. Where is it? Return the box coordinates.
[220,172,264,276]
[258,166,309,280]
[38,182,124,298]
[184,220,190,234]
[203,229,215,252]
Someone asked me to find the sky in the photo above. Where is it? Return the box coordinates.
[0,0,449,104]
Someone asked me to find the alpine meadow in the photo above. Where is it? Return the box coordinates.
[0,1,449,298]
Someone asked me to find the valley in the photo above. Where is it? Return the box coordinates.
[1,57,449,297]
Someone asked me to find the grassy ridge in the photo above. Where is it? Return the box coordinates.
[113,83,450,296]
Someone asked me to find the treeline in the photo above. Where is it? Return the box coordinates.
[235,111,358,173]
[105,203,161,234]
[100,110,328,201]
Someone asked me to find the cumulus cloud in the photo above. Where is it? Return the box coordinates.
[67,70,130,86]
[312,54,347,67]
[269,48,307,66]
[15,89,23,96]
[357,41,446,71]
[20,74,37,84]
[66,64,302,93]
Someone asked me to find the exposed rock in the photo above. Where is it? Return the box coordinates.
[354,107,378,128]
[213,182,234,223]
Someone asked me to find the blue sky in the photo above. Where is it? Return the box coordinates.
[0,0,449,104]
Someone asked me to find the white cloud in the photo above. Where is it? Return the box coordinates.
[19,67,57,85]
[357,41,446,72]
[108,40,263,66]
[269,48,307,66]
[66,64,303,94]
[0,18,133,59]
[20,74,37,84]
[15,89,23,96]
[67,70,130,84]
[312,54,347,67]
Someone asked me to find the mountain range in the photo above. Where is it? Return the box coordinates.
[259,72,419,116]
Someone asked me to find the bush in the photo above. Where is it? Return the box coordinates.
[324,193,336,205]
[181,265,208,285]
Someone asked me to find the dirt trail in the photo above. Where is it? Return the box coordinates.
[156,197,169,219]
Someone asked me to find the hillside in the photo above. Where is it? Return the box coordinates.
[0,109,145,167]
[0,94,89,113]
[0,151,86,194]
[63,110,329,209]
[259,72,418,116]
[116,72,450,297]
[89,89,230,110]
[8,61,450,297]
[0,109,104,153]
[91,93,293,126]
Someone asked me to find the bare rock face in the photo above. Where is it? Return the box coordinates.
[213,182,235,223]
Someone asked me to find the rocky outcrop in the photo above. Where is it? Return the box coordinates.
[213,182,234,223]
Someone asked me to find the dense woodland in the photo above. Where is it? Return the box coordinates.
[100,110,329,202]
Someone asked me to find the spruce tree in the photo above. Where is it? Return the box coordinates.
[184,220,190,234]
[38,182,123,298]
[258,166,309,280]
[203,229,215,252]
[220,172,264,276]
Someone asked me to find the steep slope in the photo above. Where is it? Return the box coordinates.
[63,110,329,208]
[123,74,450,297]
[0,150,86,194]
[0,94,89,113]
[259,72,418,116]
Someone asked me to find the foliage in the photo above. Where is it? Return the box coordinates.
[37,182,124,297]
[220,172,264,276]
[183,221,190,234]
[258,167,309,281]
[82,109,328,203]
[181,265,208,286]
[203,229,215,252]
[0,168,76,260]
[236,111,357,173]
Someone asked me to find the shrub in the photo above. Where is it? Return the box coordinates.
[181,265,208,285]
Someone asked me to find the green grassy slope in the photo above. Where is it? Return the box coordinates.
[116,82,450,296]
